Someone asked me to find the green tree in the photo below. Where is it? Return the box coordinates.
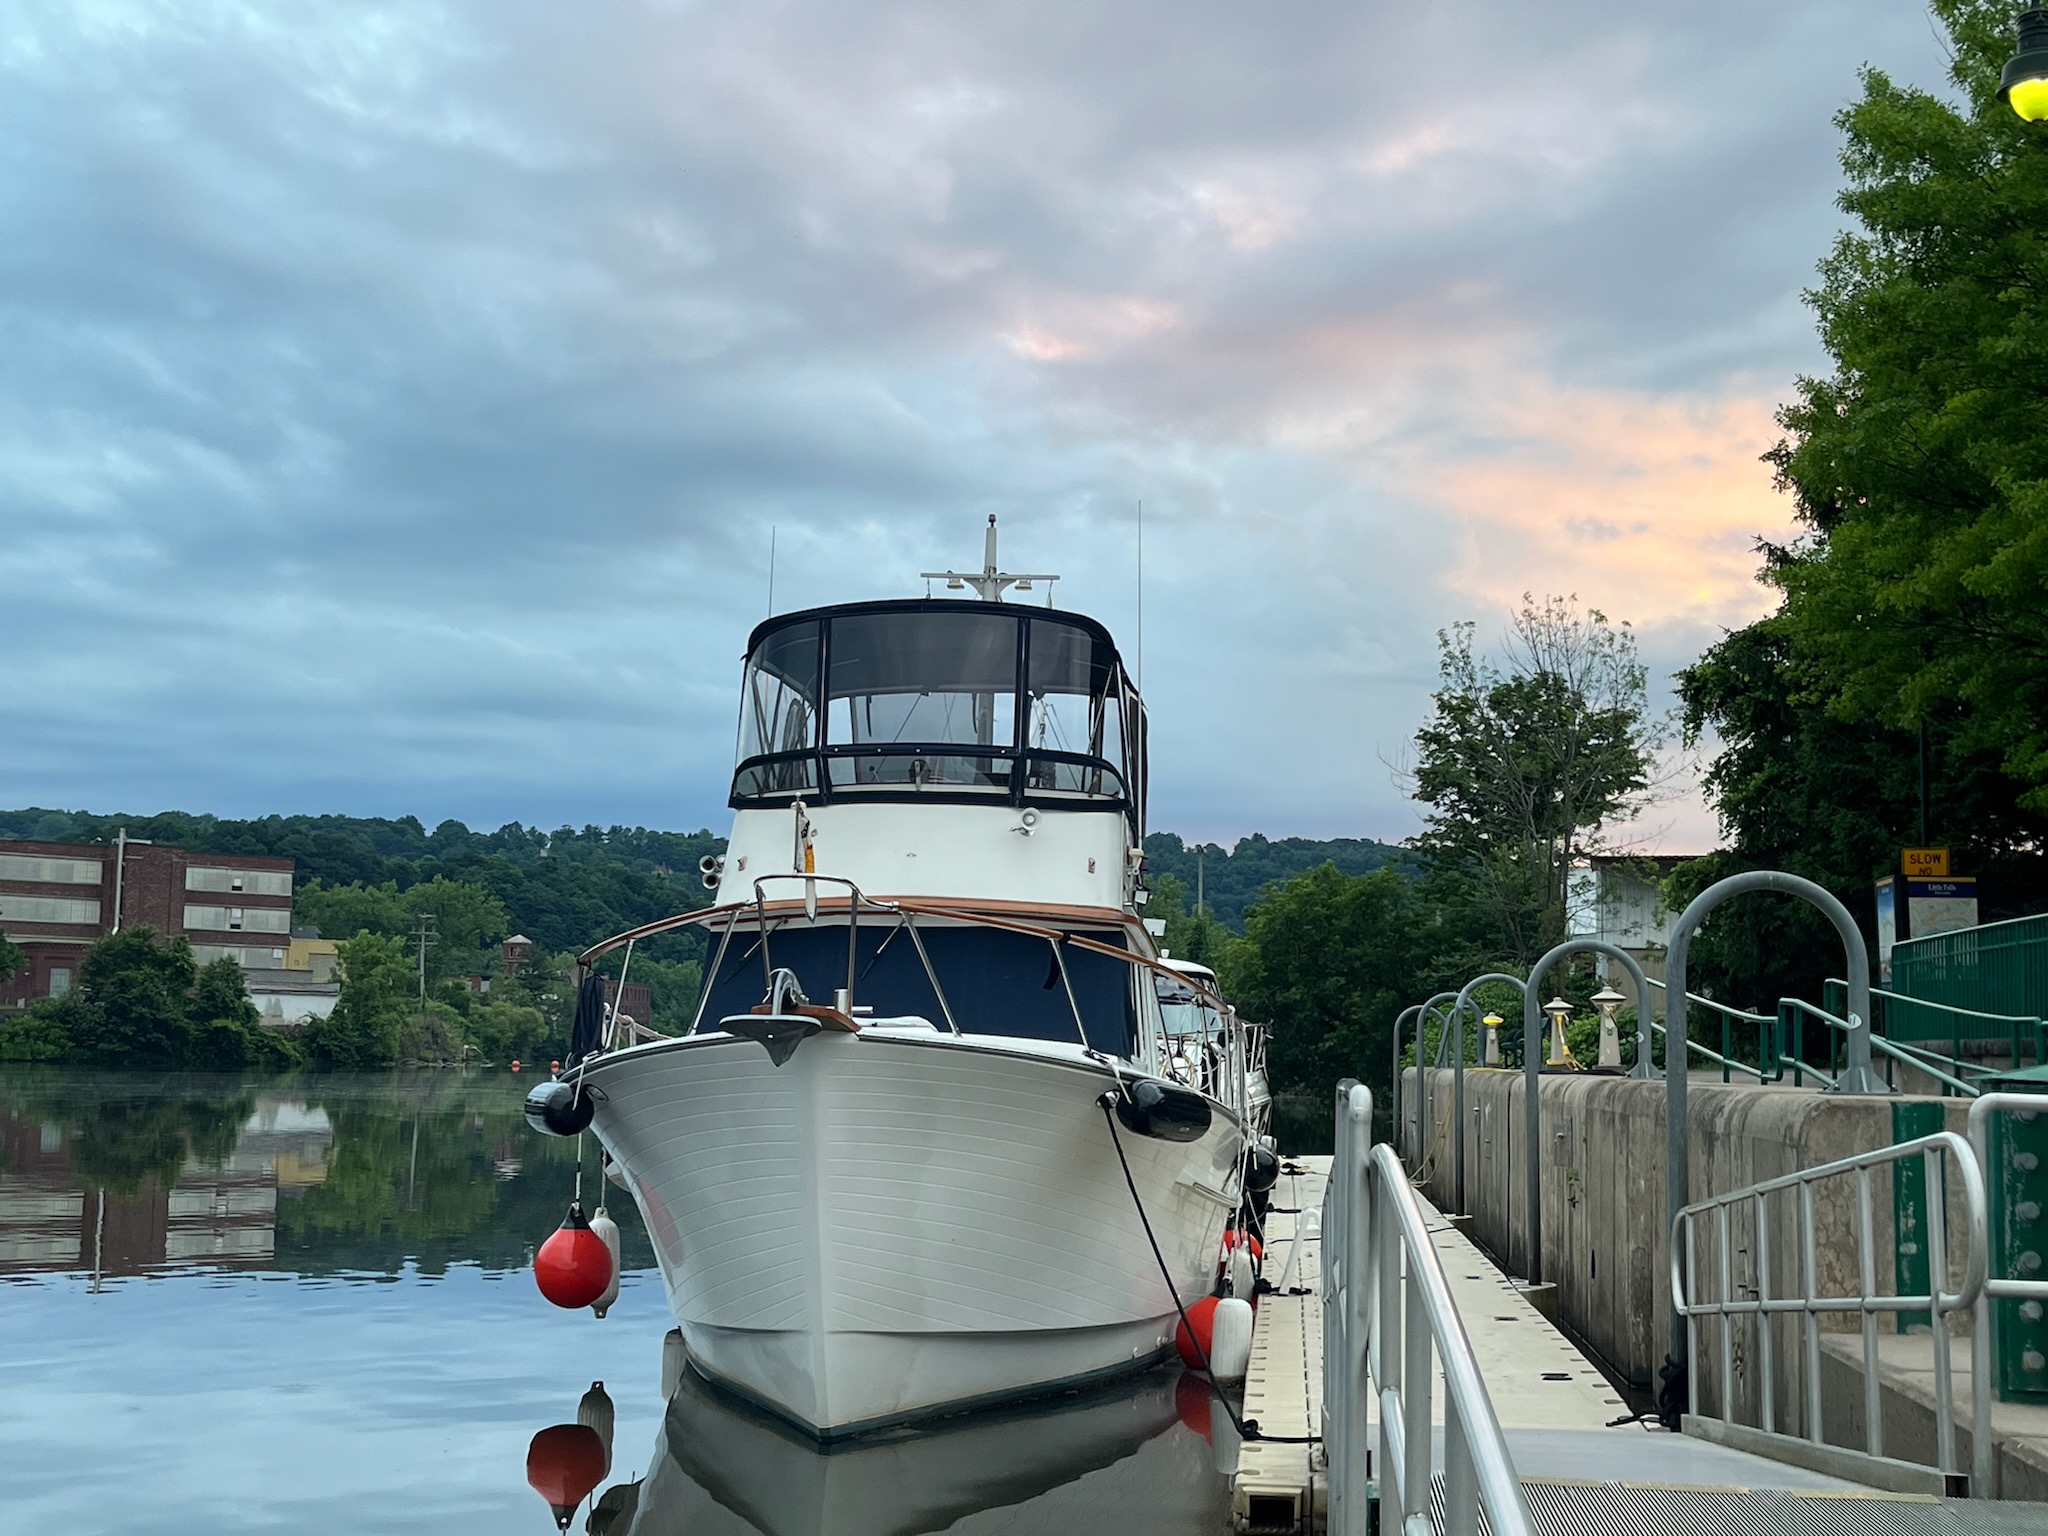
[496,947,575,1054]
[0,933,23,988]
[1763,0,2048,810]
[1411,597,1662,965]
[1141,833,1406,931]
[187,956,300,1070]
[1147,872,1244,973]
[0,1003,71,1062]
[303,933,411,1068]
[1672,616,2048,1009]
[296,876,510,982]
[72,927,199,1065]
[1225,866,1426,1136]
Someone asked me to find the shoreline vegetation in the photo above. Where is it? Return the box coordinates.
[0,808,1409,1076]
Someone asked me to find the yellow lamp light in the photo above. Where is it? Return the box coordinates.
[2000,9,2048,120]
[2010,75,2048,122]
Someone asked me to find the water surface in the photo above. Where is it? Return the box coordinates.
[0,1070,1233,1534]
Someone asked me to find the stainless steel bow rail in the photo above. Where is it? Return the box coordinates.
[1323,1082,1536,1536]
[1672,1130,1987,1496]
[1969,1093,2048,1500]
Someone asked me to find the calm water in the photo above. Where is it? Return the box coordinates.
[0,1070,1233,1535]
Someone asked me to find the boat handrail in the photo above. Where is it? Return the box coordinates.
[581,891,1238,1015]
[1324,1082,1535,1536]
[584,876,1258,1110]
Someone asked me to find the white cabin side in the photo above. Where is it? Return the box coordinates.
[716,801,1133,910]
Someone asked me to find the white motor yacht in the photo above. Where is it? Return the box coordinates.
[532,528,1262,1439]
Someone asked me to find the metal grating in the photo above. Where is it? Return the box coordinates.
[1421,1475,2048,1536]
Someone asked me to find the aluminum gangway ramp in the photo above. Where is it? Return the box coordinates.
[1298,1083,2048,1536]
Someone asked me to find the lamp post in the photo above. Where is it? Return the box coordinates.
[1543,996,1573,1068]
[1591,985,1626,1071]
[2002,9,2048,119]
[1482,1013,1504,1066]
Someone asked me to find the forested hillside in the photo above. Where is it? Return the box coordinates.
[0,808,722,957]
[1143,832,1407,931]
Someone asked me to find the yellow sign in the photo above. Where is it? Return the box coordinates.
[1903,847,1951,878]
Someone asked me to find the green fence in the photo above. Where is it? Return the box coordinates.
[1891,912,2048,1020]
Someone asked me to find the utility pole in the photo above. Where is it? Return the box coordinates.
[1196,846,1205,918]
[410,913,438,1006]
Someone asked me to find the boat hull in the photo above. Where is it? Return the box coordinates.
[581,1029,1244,1437]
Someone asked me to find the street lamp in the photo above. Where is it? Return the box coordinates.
[2002,9,2048,120]
[1591,985,1627,1071]
[1481,1012,1505,1066]
[1543,996,1574,1069]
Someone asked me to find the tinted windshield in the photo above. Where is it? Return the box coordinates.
[698,921,1139,1057]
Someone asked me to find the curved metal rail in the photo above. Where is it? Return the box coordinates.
[1324,1083,1534,1536]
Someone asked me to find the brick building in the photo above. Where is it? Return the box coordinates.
[0,838,295,1008]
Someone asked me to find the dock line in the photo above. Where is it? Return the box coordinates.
[1097,1096,1319,1448]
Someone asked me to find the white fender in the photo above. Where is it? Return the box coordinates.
[589,1206,623,1318]
[1208,1297,1254,1385]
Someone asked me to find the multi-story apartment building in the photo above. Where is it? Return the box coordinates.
[0,838,295,1007]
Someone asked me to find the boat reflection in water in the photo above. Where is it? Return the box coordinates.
[581,1361,1226,1536]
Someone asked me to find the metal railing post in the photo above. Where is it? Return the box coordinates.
[1413,991,1456,1192]
[1403,1256,1432,1528]
[1449,973,1525,1217]
[1663,870,1890,1388]
[1516,940,1658,1285]
[1391,1004,1422,1164]
[1335,1090,1535,1536]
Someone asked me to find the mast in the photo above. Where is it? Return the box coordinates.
[921,516,1059,606]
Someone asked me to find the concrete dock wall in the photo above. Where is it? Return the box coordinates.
[1402,1067,1975,1431]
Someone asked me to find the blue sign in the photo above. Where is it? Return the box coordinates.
[1908,879,1977,900]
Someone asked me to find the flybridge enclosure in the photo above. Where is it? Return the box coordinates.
[731,599,1147,822]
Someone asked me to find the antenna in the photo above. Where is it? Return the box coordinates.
[1136,499,1144,690]
[920,515,1059,603]
[767,526,777,615]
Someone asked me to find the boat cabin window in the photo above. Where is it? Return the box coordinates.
[729,602,1142,816]
[734,620,821,796]
[826,611,1017,790]
[699,920,1138,1058]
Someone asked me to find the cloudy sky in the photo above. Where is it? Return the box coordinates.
[1,0,1952,846]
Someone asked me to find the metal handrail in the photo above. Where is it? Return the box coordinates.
[1968,1093,2048,1500]
[1782,997,1979,1095]
[1835,980,2042,1030]
[1646,1019,1770,1082]
[1673,1130,1987,1494]
[1643,976,1773,1081]
[1876,1040,1981,1098]
[1324,1082,1535,1536]
[1642,974,1774,1025]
